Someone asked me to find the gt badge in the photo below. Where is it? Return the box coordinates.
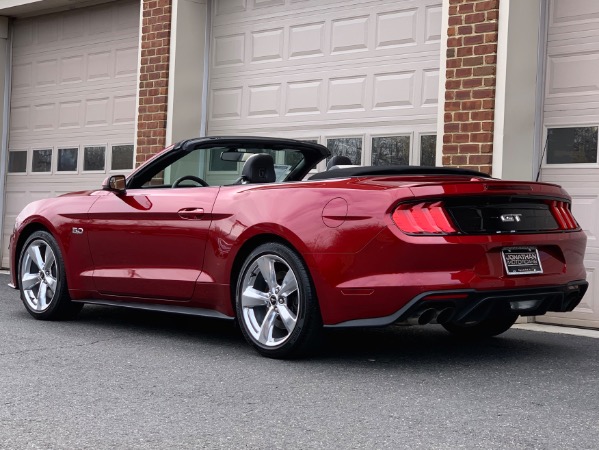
[500,214,522,223]
[72,227,84,234]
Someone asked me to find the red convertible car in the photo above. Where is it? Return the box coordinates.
[9,137,588,358]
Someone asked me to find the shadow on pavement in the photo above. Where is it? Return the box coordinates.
[48,303,580,368]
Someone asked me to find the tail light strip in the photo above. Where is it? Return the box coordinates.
[393,199,579,235]
[550,201,578,230]
[392,201,456,235]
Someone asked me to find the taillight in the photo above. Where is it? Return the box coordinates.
[549,200,578,230]
[392,201,457,235]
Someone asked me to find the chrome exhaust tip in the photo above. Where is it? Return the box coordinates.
[432,307,455,325]
[407,308,437,325]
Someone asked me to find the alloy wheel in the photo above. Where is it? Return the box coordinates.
[240,254,300,347]
[20,239,58,312]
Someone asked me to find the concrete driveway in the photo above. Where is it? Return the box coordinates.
[0,274,598,449]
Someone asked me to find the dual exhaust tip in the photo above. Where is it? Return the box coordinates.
[406,307,455,326]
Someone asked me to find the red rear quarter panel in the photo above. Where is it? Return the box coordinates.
[202,177,587,325]
[199,179,412,317]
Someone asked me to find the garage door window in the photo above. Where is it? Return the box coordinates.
[57,147,79,172]
[111,145,134,171]
[372,136,410,165]
[420,134,437,167]
[8,151,27,173]
[32,149,52,173]
[546,127,598,164]
[326,137,362,165]
[84,146,106,171]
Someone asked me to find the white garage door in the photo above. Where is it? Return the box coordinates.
[3,0,140,267]
[207,0,442,173]
[537,0,599,328]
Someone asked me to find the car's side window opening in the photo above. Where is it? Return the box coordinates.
[137,146,306,188]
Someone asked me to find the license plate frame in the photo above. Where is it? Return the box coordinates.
[501,247,543,276]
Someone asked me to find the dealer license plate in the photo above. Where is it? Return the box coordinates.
[501,247,543,275]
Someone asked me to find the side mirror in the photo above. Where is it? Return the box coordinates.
[102,175,126,194]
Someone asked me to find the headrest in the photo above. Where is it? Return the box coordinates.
[326,155,352,170]
[241,153,276,183]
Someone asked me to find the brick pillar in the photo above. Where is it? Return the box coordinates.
[443,0,499,175]
[136,0,172,166]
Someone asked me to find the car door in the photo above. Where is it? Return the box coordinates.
[86,186,219,301]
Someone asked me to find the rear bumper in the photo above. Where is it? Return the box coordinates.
[325,280,588,328]
[311,225,588,325]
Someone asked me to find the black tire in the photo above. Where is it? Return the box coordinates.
[235,242,322,358]
[442,312,518,338]
[18,230,83,320]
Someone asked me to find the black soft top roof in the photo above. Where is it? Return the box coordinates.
[177,136,329,157]
[309,165,491,181]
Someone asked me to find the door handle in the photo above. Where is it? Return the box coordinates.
[178,207,204,220]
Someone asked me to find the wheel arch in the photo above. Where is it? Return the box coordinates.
[13,220,58,289]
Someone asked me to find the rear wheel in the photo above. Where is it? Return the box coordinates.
[442,312,518,338]
[235,242,321,358]
[19,231,83,320]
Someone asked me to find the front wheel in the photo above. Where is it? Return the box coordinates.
[442,312,518,338]
[19,230,83,320]
[235,243,322,358]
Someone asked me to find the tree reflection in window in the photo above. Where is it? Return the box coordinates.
[32,149,52,172]
[58,148,78,172]
[372,136,410,166]
[547,127,598,164]
[326,138,362,165]
[84,146,106,171]
[420,135,437,167]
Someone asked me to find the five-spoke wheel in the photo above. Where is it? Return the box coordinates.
[236,243,321,358]
[240,254,300,346]
[19,231,83,320]
[20,238,58,312]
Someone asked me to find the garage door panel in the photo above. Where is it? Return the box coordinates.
[214,0,439,25]
[541,256,599,327]
[13,26,138,59]
[549,0,599,31]
[539,1,599,327]
[209,59,439,134]
[545,51,599,100]
[3,1,139,268]
[12,45,139,91]
[211,1,440,71]
[210,46,442,81]
[544,100,599,114]
[538,172,599,251]
[10,78,138,103]
[207,0,440,190]
[572,195,599,245]
[9,93,137,141]
[211,51,441,85]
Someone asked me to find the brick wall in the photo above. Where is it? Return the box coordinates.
[443,0,499,175]
[136,0,172,166]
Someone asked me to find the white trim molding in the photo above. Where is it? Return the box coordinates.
[492,0,543,181]
[435,0,450,166]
